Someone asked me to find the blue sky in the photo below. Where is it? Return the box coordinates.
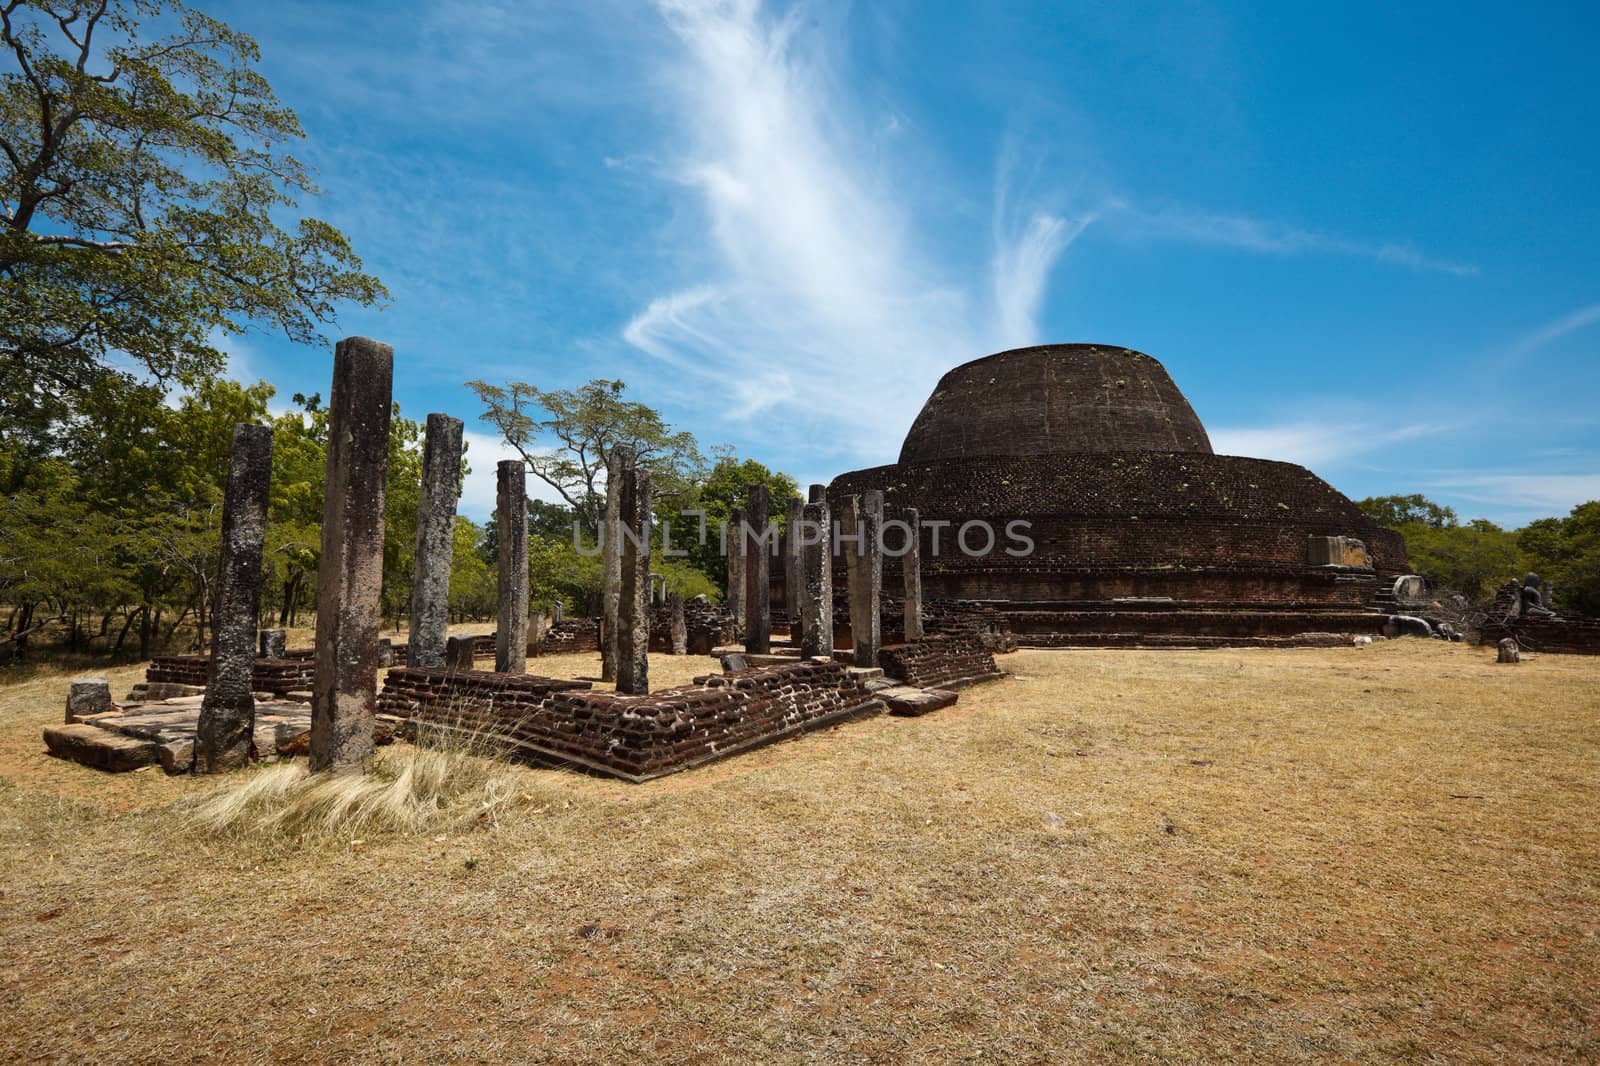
[210,0,1599,527]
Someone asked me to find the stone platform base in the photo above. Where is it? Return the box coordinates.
[1001,606,1390,649]
[43,699,397,774]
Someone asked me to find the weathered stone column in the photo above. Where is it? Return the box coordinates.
[196,422,274,773]
[808,483,826,504]
[800,499,833,659]
[785,497,804,646]
[744,484,771,655]
[258,628,286,659]
[727,505,746,636]
[310,338,393,773]
[615,465,653,694]
[601,447,633,682]
[445,634,476,672]
[842,494,881,669]
[551,599,563,625]
[495,459,528,674]
[902,506,924,641]
[409,412,463,669]
[668,592,688,655]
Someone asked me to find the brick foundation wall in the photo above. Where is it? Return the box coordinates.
[377,660,880,781]
[146,655,316,695]
[878,633,1003,688]
[649,601,735,654]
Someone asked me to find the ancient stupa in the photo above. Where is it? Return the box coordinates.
[825,343,1409,647]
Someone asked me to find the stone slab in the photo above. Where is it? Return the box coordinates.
[879,686,958,717]
[43,725,160,773]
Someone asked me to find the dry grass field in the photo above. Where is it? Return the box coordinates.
[1,640,1597,1064]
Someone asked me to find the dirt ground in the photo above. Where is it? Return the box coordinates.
[1,639,1596,1063]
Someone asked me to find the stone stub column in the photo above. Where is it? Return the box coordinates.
[444,635,476,673]
[310,339,392,773]
[66,678,111,723]
[409,412,464,669]
[668,592,688,655]
[784,497,804,646]
[842,495,881,669]
[744,484,772,655]
[727,505,746,636]
[800,500,833,659]
[902,506,924,642]
[196,422,274,773]
[258,628,287,659]
[601,447,633,682]
[615,465,653,695]
[808,483,826,504]
[551,599,563,625]
[495,459,529,674]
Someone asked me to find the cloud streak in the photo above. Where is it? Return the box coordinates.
[624,0,1075,459]
[1109,202,1479,276]
[1208,420,1452,467]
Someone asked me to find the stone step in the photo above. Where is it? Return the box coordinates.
[42,724,160,773]
[879,686,959,717]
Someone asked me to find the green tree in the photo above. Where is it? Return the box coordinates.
[1356,494,1459,530]
[466,378,703,533]
[676,451,801,594]
[1,0,385,433]
[1520,502,1600,616]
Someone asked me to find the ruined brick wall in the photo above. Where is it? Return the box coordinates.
[377,659,878,780]
[1480,617,1600,655]
[146,655,316,694]
[649,601,734,654]
[878,633,1003,688]
[376,668,592,726]
[542,618,601,654]
[1003,606,1389,648]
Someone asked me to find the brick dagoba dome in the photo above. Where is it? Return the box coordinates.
[899,344,1213,463]
[822,343,1411,648]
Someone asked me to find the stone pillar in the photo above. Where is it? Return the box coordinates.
[409,412,464,669]
[785,497,804,646]
[902,506,924,642]
[800,500,833,659]
[445,635,476,673]
[808,483,826,504]
[744,484,771,655]
[310,337,392,774]
[668,592,688,655]
[378,638,395,668]
[615,465,653,694]
[649,572,665,606]
[66,678,111,723]
[258,628,286,659]
[551,599,563,625]
[495,459,528,674]
[196,422,274,773]
[842,494,881,669]
[727,505,746,636]
[601,447,633,682]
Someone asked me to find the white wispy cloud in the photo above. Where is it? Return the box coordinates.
[1507,302,1600,360]
[623,0,1074,458]
[1109,202,1478,276]
[1208,420,1451,467]
[1420,473,1600,515]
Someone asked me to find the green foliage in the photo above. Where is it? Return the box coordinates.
[466,377,703,532]
[676,451,802,593]
[1396,518,1523,603]
[0,0,385,424]
[1356,494,1459,530]
[1519,502,1600,616]
[447,517,495,622]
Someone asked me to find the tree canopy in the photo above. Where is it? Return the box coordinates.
[1,0,385,437]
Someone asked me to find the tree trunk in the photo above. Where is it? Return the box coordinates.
[113,608,138,655]
[138,603,153,660]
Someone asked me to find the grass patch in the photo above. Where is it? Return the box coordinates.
[183,728,526,840]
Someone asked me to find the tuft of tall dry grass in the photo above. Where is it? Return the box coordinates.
[183,725,525,840]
